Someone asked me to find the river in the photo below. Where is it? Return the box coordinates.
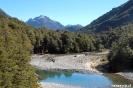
[36,70,133,88]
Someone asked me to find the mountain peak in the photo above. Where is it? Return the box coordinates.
[26,15,64,30]
[38,15,48,19]
[39,15,45,18]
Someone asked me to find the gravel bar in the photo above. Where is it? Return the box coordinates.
[30,54,102,74]
[39,82,82,88]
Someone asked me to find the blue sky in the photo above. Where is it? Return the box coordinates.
[0,0,129,26]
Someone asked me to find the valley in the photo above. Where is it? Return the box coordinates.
[0,0,133,88]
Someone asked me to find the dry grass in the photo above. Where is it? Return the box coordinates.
[90,64,95,68]
[100,55,108,62]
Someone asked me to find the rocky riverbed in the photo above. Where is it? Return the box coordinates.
[30,54,103,74]
[39,82,82,88]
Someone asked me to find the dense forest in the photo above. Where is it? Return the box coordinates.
[0,16,39,88]
[34,30,104,54]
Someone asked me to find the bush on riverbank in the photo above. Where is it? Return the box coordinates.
[108,36,133,72]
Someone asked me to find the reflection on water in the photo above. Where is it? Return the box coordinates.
[36,70,133,88]
[36,70,73,80]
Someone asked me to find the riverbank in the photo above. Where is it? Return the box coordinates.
[39,82,82,88]
[30,53,105,74]
[116,70,133,81]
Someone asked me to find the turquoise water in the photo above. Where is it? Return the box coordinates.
[36,70,133,88]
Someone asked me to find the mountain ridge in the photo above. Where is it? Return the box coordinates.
[64,24,83,32]
[0,8,10,17]
[26,15,83,31]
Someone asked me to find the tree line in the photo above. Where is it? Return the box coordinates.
[34,29,104,54]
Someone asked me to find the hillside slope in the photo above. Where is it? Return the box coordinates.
[0,8,10,17]
[79,0,133,33]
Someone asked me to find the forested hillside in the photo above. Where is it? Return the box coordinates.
[0,16,39,88]
[79,0,133,33]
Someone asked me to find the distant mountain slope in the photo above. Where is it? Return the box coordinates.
[26,15,64,30]
[0,8,10,17]
[64,24,83,32]
[79,0,133,33]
